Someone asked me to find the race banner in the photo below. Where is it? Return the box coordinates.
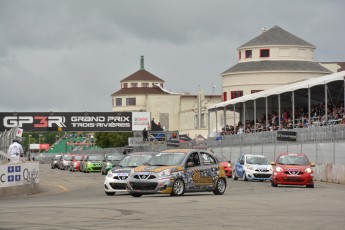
[0,112,150,132]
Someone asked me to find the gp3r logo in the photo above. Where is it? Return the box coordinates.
[3,116,66,128]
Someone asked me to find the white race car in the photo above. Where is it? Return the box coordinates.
[233,154,273,181]
[104,152,157,196]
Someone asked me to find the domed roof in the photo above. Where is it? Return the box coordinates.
[238,25,315,49]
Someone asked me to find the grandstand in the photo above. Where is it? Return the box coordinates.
[44,133,100,154]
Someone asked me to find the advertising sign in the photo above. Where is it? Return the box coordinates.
[132,112,150,131]
[0,162,39,188]
[277,131,297,142]
[0,112,150,132]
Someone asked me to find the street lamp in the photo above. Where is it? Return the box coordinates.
[39,134,42,154]
[91,135,94,148]
[28,134,32,160]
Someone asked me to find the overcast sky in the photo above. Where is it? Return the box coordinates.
[0,0,344,112]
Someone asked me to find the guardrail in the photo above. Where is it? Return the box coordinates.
[0,127,20,165]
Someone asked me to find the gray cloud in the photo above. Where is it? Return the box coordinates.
[0,0,344,112]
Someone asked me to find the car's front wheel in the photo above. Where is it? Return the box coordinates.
[232,170,238,180]
[271,180,278,187]
[105,191,115,196]
[306,183,314,188]
[130,193,142,197]
[213,178,226,195]
[242,172,248,181]
[170,178,185,196]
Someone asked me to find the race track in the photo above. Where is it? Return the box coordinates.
[0,163,344,230]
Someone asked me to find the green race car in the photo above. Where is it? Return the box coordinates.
[101,153,126,175]
[83,155,104,173]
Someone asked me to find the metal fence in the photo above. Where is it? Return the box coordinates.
[207,124,345,164]
[0,127,20,164]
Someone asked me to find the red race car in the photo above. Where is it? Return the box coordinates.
[271,153,315,188]
[216,155,232,178]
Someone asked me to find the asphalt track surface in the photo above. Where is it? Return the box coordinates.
[0,163,345,230]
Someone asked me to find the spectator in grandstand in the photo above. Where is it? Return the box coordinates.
[7,139,24,162]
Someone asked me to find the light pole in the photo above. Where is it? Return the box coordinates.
[39,134,42,154]
[28,134,32,160]
[91,135,94,149]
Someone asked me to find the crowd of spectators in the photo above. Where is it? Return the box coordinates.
[221,102,345,135]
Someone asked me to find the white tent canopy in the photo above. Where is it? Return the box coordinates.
[208,71,345,111]
[207,71,345,135]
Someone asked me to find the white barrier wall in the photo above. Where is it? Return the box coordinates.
[314,164,345,184]
[0,162,39,197]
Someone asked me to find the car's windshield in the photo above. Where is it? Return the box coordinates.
[246,156,269,165]
[107,154,124,161]
[118,155,153,167]
[146,152,186,166]
[63,155,73,160]
[88,155,104,161]
[216,155,227,162]
[277,154,309,166]
[74,156,83,161]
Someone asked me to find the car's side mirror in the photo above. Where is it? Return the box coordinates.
[271,162,276,166]
[228,161,231,163]
[186,162,194,167]
[310,163,316,167]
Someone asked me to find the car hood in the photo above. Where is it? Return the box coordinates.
[111,167,132,174]
[247,164,271,169]
[134,165,180,173]
[277,164,310,171]
[219,162,231,167]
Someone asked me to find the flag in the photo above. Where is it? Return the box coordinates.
[16,128,23,137]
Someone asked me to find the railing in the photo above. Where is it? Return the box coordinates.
[207,125,345,147]
[0,127,20,165]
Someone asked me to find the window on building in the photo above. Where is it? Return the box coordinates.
[194,115,198,128]
[142,83,149,87]
[160,83,163,88]
[123,83,128,88]
[126,98,136,106]
[115,98,122,106]
[238,51,241,60]
[251,90,263,94]
[131,83,138,88]
[201,114,205,128]
[231,91,243,99]
[260,49,270,57]
[223,92,227,101]
[245,50,252,58]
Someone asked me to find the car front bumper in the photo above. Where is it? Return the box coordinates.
[273,172,314,185]
[127,174,175,194]
[104,174,128,193]
[245,170,272,181]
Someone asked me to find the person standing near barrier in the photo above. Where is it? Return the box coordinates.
[7,139,24,162]
[142,128,148,141]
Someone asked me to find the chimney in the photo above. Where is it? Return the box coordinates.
[140,56,144,70]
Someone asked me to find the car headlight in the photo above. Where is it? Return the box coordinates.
[275,167,283,172]
[268,166,273,171]
[305,168,312,173]
[246,164,254,170]
[158,169,171,177]
[106,162,112,166]
[106,170,113,177]
[227,163,231,168]
[87,162,92,165]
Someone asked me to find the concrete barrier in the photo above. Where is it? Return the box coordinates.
[314,164,345,184]
[0,161,40,198]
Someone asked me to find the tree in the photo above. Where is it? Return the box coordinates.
[95,132,133,148]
